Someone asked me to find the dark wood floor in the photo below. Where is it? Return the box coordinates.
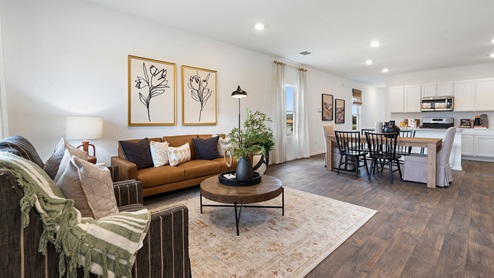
[267,154,494,277]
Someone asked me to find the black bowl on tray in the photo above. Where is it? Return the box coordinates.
[218,171,261,186]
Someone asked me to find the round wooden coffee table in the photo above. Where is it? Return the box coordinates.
[200,175,284,236]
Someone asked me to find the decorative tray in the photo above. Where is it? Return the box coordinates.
[218,171,261,186]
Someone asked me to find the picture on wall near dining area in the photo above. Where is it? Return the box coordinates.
[335,98,345,124]
[322,94,333,121]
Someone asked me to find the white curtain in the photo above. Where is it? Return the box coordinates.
[271,62,286,164]
[295,69,310,158]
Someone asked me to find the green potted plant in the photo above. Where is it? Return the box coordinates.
[228,109,275,180]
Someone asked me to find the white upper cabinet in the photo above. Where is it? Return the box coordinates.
[453,80,476,111]
[475,78,494,111]
[389,85,420,113]
[389,86,405,113]
[404,85,421,112]
[421,83,437,98]
[437,82,454,96]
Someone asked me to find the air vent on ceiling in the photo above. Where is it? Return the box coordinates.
[299,51,311,55]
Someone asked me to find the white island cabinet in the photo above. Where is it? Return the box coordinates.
[462,129,494,161]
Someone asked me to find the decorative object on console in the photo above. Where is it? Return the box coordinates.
[322,93,333,121]
[128,55,176,126]
[182,65,217,125]
[460,119,472,128]
[65,116,103,160]
[335,98,345,124]
[383,120,401,134]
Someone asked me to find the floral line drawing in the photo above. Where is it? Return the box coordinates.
[187,70,212,122]
[134,62,169,122]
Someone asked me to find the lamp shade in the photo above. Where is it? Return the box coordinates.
[231,86,247,98]
[65,116,103,140]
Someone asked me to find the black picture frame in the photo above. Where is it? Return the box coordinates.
[322,94,333,121]
[335,98,345,124]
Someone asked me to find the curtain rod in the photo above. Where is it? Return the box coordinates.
[274,61,307,72]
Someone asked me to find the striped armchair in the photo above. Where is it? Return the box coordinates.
[0,136,191,277]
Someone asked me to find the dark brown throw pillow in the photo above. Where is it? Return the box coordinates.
[192,136,220,160]
[119,138,153,170]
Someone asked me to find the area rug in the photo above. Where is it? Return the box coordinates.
[148,187,376,277]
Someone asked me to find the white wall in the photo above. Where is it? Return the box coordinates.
[0,0,385,164]
[385,63,494,126]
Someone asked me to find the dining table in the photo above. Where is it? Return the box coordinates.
[325,135,443,188]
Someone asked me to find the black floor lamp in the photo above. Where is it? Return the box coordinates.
[231,86,248,131]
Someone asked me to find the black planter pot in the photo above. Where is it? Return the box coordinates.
[236,158,253,181]
[383,120,400,134]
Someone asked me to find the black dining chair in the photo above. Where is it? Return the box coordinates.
[334,130,369,178]
[365,132,402,183]
[396,130,416,158]
[360,128,375,135]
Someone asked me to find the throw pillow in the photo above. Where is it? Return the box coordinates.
[150,141,169,167]
[167,143,191,166]
[56,151,118,219]
[218,136,234,157]
[44,138,88,179]
[192,136,220,160]
[119,138,153,170]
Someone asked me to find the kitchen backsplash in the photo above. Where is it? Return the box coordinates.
[389,111,494,129]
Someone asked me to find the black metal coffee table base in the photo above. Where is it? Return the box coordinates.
[200,188,284,236]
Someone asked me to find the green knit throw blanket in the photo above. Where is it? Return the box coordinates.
[0,152,150,278]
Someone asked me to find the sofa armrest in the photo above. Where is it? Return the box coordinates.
[134,205,191,278]
[113,179,143,206]
[111,156,137,181]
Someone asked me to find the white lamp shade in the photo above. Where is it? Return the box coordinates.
[65,116,103,140]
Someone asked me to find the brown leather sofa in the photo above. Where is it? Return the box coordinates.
[111,134,237,197]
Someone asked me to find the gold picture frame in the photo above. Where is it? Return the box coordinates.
[128,55,176,126]
[181,65,217,125]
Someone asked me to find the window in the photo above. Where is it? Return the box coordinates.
[286,85,295,136]
[352,105,360,130]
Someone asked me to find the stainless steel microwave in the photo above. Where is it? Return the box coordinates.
[421,96,454,112]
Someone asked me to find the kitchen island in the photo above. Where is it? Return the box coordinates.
[400,128,462,171]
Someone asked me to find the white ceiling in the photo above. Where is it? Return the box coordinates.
[80,0,494,87]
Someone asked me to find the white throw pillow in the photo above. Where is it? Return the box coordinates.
[150,141,169,167]
[167,143,191,166]
[56,153,118,219]
[218,136,234,157]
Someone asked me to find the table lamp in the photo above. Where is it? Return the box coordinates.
[65,116,103,158]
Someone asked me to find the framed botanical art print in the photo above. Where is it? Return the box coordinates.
[322,94,333,121]
[181,65,217,125]
[128,55,176,126]
[335,98,345,124]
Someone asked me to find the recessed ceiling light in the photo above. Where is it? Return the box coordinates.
[382,68,389,73]
[490,53,494,58]
[491,39,494,43]
[370,41,380,47]
[254,23,265,31]
[299,51,311,55]
[365,60,373,65]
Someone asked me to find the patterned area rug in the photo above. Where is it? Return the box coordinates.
[148,187,376,277]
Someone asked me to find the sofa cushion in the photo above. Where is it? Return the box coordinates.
[150,141,169,167]
[168,143,191,166]
[119,138,153,170]
[56,151,119,219]
[137,166,185,188]
[45,138,89,180]
[178,160,222,179]
[217,136,234,157]
[192,136,220,160]
[164,135,199,159]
